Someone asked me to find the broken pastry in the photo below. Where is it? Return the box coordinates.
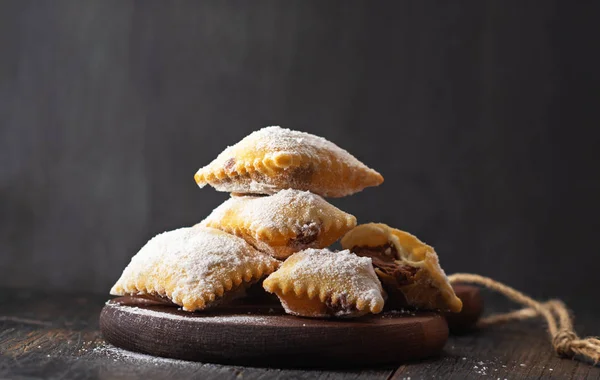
[341,223,462,313]
[200,189,357,259]
[110,226,280,311]
[263,248,385,318]
[194,126,383,197]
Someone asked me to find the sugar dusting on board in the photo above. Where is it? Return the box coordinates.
[93,343,193,365]
[108,302,272,325]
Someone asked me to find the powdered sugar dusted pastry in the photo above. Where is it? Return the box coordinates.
[194,126,384,197]
[263,248,385,318]
[110,227,279,311]
[341,223,462,313]
[200,189,357,259]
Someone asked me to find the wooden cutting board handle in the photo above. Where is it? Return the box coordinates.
[446,285,484,333]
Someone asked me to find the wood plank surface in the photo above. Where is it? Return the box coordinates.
[1,288,599,379]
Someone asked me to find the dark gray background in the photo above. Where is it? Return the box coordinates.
[1,1,598,305]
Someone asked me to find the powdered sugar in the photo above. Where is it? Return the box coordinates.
[210,126,363,169]
[203,189,354,234]
[264,248,385,315]
[249,126,359,166]
[107,303,272,325]
[110,227,278,311]
[381,309,417,317]
[288,249,378,284]
[245,180,279,193]
[93,343,194,366]
[195,126,383,197]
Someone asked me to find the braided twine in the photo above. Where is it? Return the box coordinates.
[448,273,600,364]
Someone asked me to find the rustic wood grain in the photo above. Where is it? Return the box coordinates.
[2,288,599,379]
[0,288,396,379]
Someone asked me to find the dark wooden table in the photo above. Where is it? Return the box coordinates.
[1,288,599,379]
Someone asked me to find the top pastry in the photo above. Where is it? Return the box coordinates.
[194,126,383,197]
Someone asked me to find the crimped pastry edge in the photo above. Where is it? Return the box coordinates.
[195,152,383,198]
[111,260,279,311]
[203,213,357,247]
[263,275,384,314]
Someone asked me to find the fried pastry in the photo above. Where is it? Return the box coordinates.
[110,226,280,311]
[200,189,357,259]
[194,126,383,197]
[341,223,462,313]
[263,248,385,318]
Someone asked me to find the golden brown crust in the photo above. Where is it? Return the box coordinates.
[110,227,280,311]
[194,126,383,197]
[341,223,462,313]
[200,189,357,259]
[263,248,385,318]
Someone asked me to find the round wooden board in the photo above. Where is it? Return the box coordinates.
[100,286,482,367]
[100,297,448,367]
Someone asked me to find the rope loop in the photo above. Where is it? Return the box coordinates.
[552,330,577,357]
[448,273,599,365]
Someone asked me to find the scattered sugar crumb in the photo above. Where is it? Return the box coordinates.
[383,309,417,317]
[395,310,416,316]
[473,364,487,376]
[93,344,194,366]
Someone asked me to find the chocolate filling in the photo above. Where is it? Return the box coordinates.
[290,223,321,247]
[352,244,419,287]
[325,293,355,314]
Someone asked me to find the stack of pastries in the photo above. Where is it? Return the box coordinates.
[111,126,462,318]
